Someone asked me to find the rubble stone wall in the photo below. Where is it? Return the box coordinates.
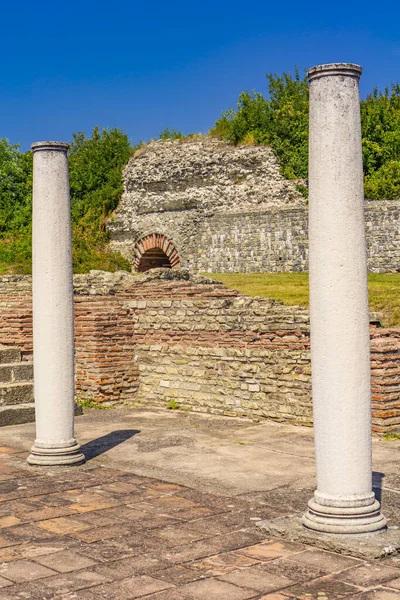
[109,137,400,274]
[0,271,398,432]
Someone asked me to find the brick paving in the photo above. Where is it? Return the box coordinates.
[0,445,398,599]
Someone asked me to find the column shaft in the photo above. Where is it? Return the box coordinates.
[303,64,386,534]
[28,142,84,466]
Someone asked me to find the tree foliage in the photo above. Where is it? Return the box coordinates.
[0,127,133,274]
[211,68,309,179]
[361,85,400,199]
[68,127,133,273]
[211,69,400,198]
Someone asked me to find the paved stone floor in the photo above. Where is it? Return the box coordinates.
[0,409,398,599]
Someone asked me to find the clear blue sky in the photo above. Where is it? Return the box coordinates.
[2,0,399,150]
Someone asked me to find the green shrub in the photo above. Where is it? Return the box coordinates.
[212,69,400,199]
[0,127,133,274]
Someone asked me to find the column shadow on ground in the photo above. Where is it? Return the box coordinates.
[372,471,384,503]
[80,429,140,460]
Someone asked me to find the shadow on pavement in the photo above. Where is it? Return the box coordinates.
[373,471,385,503]
[80,429,140,460]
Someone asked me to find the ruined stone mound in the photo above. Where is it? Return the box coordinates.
[118,135,305,216]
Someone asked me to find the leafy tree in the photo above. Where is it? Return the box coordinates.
[0,140,32,233]
[210,68,309,179]
[68,126,133,273]
[212,69,400,199]
[361,86,400,199]
[0,127,133,274]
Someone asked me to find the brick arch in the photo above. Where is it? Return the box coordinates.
[132,233,180,272]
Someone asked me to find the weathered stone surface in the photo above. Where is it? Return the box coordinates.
[108,136,400,273]
[257,516,400,559]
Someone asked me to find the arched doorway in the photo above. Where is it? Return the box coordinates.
[133,233,180,272]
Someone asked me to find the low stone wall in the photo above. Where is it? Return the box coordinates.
[0,270,398,432]
[136,344,312,424]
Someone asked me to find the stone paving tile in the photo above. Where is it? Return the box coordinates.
[387,579,400,590]
[257,594,296,600]
[158,529,265,565]
[237,540,303,561]
[0,575,13,588]
[1,523,62,543]
[91,555,166,580]
[97,505,148,523]
[36,517,92,535]
[150,565,206,585]
[149,522,215,545]
[218,564,295,594]
[0,443,398,600]
[65,498,121,513]
[255,555,328,583]
[0,516,23,528]
[176,514,243,536]
[0,558,57,582]
[333,563,400,587]
[85,574,175,598]
[171,577,259,599]
[146,482,189,493]
[136,590,187,600]
[13,539,71,560]
[284,577,363,599]
[70,523,136,543]
[0,534,22,549]
[147,495,198,511]
[20,506,76,522]
[71,538,141,563]
[33,549,97,572]
[64,509,124,527]
[189,550,261,576]
[39,569,111,594]
[130,514,183,531]
[35,494,75,508]
[352,590,400,599]
[171,505,223,520]
[286,548,362,572]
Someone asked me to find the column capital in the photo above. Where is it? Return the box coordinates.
[31,141,69,153]
[307,63,362,82]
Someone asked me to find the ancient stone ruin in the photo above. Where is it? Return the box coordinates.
[1,269,398,434]
[109,136,400,274]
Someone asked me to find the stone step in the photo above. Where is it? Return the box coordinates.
[0,346,21,365]
[0,403,35,426]
[0,402,83,427]
[0,362,33,384]
[0,382,34,406]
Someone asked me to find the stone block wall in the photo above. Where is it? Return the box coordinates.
[0,270,398,432]
[136,344,312,424]
[109,137,400,274]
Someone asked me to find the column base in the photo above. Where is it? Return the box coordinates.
[302,497,387,535]
[27,441,85,466]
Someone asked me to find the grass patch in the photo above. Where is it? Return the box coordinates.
[166,399,180,410]
[205,273,400,327]
[76,398,114,410]
[384,432,400,441]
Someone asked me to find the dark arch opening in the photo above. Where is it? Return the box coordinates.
[137,247,172,272]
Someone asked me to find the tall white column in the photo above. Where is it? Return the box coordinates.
[28,142,85,466]
[302,64,386,534]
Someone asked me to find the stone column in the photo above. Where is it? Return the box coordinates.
[302,64,386,534]
[28,142,85,466]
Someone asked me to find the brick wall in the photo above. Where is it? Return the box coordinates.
[0,271,399,433]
